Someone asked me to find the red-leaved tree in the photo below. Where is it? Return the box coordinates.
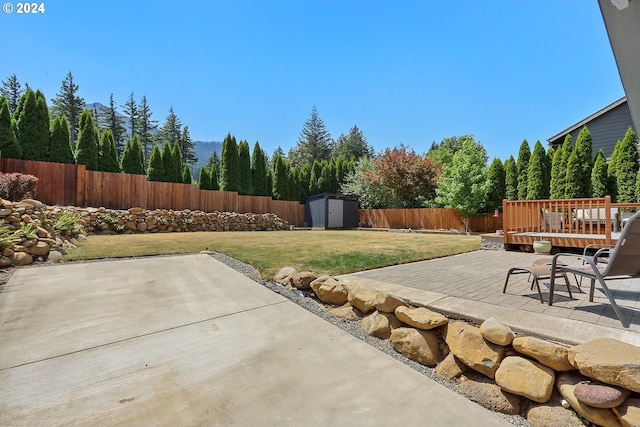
[368,145,441,208]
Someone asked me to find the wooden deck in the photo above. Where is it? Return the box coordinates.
[502,197,639,250]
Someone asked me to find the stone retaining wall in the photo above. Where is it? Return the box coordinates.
[277,268,640,427]
[0,198,289,267]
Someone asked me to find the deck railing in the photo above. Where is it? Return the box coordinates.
[502,196,640,247]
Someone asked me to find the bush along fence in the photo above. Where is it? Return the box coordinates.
[0,198,290,267]
[276,268,640,427]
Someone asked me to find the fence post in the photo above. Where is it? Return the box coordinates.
[76,164,86,207]
[605,195,612,245]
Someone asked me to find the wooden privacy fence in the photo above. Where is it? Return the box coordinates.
[358,208,502,233]
[0,158,305,226]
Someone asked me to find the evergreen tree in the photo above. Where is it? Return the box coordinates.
[615,127,639,203]
[0,98,21,159]
[526,141,550,200]
[99,129,120,172]
[504,156,518,201]
[564,150,582,199]
[50,71,85,149]
[549,144,564,199]
[161,142,174,183]
[197,167,213,190]
[318,163,332,194]
[170,141,184,183]
[146,143,165,182]
[309,160,322,196]
[48,117,73,163]
[636,168,640,204]
[486,157,506,211]
[573,126,594,197]
[251,141,268,196]
[156,107,181,148]
[1,74,24,113]
[100,94,126,156]
[206,150,221,183]
[333,124,374,160]
[516,140,530,200]
[210,164,219,190]
[75,110,99,170]
[120,136,145,174]
[182,163,192,184]
[591,150,609,198]
[329,158,338,192]
[237,140,252,195]
[557,135,574,199]
[272,155,288,200]
[608,141,622,201]
[290,106,333,166]
[136,95,158,166]
[220,133,239,192]
[16,88,49,161]
[122,92,138,140]
[179,125,197,165]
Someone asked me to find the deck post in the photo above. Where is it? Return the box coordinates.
[605,195,612,245]
[502,199,508,245]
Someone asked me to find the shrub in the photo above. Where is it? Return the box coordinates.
[0,172,38,201]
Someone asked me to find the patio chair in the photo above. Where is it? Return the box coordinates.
[549,211,640,328]
[503,261,573,303]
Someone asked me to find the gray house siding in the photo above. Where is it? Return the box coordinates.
[548,99,635,160]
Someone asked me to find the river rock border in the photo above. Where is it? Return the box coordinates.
[0,198,289,267]
[275,268,640,427]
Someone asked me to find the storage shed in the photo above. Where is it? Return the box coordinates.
[305,193,359,229]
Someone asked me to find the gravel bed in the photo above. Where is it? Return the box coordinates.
[208,252,532,427]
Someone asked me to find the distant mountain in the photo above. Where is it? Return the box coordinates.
[194,141,222,167]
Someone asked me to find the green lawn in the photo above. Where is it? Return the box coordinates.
[65,230,480,279]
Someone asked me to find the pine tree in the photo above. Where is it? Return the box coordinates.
[504,156,518,201]
[136,95,158,166]
[333,124,374,160]
[75,110,99,170]
[146,143,165,182]
[516,140,530,200]
[591,150,609,198]
[100,94,126,156]
[50,72,85,149]
[549,144,564,199]
[574,126,594,197]
[182,163,192,184]
[206,150,221,183]
[615,127,639,203]
[120,136,145,174]
[179,125,197,165]
[0,98,21,159]
[122,92,138,140]
[16,89,49,161]
[290,106,333,166]
[220,133,239,192]
[237,140,252,195]
[99,129,120,172]
[251,141,268,196]
[1,74,24,113]
[156,107,181,149]
[197,167,213,190]
[527,141,550,200]
[48,117,72,163]
[486,157,506,210]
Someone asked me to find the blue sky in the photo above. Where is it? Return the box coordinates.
[1,0,625,162]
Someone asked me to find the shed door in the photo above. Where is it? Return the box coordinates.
[328,199,343,228]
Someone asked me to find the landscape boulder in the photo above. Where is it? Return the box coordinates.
[395,306,448,330]
[512,336,574,372]
[389,327,439,366]
[434,352,468,381]
[361,311,399,339]
[556,372,623,427]
[374,292,407,313]
[573,382,630,409]
[479,318,515,346]
[274,267,296,285]
[613,397,640,427]
[458,371,522,415]
[445,322,504,379]
[310,276,348,305]
[495,356,555,403]
[347,285,380,314]
[290,271,317,290]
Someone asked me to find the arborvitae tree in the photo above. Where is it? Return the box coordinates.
[206,150,221,183]
[100,94,126,156]
[161,142,174,183]
[608,140,622,201]
[266,169,273,197]
[210,164,219,190]
[527,141,550,200]
[271,155,289,200]
[549,144,564,199]
[309,160,323,196]
[182,163,192,184]
[299,163,311,201]
[636,168,640,204]
[50,72,85,149]
[564,150,582,199]
[0,98,21,159]
[237,140,252,195]
[516,140,531,200]
[16,89,49,161]
[1,74,24,113]
[146,143,165,182]
[573,126,594,197]
[170,141,184,183]
[136,95,158,166]
[591,150,608,198]
[197,167,213,190]
[615,127,639,203]
[557,135,574,199]
[122,92,138,140]
[14,90,27,121]
[220,133,239,192]
[504,156,518,201]
[75,110,99,170]
[328,158,339,192]
[179,125,197,165]
[99,129,120,172]
[333,124,374,160]
[251,141,268,196]
[486,157,506,211]
[318,163,332,194]
[120,136,145,174]
[290,106,333,166]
